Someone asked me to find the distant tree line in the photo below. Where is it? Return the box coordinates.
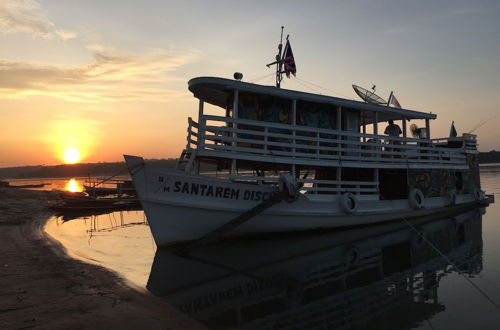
[2,152,500,179]
[478,150,500,164]
[0,159,177,179]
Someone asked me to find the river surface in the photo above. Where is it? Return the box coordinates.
[34,169,500,329]
[5,176,132,192]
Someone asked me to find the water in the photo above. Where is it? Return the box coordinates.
[6,176,130,192]
[43,170,500,329]
[45,211,155,287]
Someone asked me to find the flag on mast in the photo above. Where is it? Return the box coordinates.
[283,40,296,78]
[450,121,457,137]
[388,92,401,108]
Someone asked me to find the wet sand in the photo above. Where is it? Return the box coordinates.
[0,188,205,330]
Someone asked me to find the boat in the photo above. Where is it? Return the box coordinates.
[83,179,136,197]
[0,180,49,189]
[147,209,484,329]
[124,30,492,247]
[49,195,141,213]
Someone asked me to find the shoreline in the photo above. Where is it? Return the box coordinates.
[0,188,205,329]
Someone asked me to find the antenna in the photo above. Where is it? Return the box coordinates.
[352,85,387,105]
[387,91,393,106]
[266,26,285,88]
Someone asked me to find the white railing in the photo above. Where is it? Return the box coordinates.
[185,117,199,149]
[227,174,379,194]
[186,115,472,167]
[431,133,477,152]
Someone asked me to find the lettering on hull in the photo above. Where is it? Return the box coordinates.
[158,176,272,202]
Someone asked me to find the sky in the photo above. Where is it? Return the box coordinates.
[0,0,499,167]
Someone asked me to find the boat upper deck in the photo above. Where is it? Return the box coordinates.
[188,77,437,124]
[182,76,477,171]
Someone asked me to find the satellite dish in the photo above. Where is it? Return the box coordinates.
[352,85,387,105]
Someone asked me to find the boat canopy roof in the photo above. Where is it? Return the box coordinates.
[188,77,436,123]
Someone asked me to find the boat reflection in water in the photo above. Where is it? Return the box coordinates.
[147,209,484,329]
[57,210,148,233]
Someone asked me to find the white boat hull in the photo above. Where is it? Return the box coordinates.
[124,155,484,247]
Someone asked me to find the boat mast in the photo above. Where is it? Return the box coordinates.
[266,26,286,88]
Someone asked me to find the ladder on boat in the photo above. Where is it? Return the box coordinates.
[175,149,197,172]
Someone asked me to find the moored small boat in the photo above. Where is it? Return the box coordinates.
[83,179,136,197]
[0,180,49,189]
[50,196,141,213]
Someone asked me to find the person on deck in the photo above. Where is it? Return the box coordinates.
[384,120,402,157]
[385,120,402,137]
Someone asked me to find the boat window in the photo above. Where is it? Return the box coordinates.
[238,92,261,120]
[297,101,337,129]
[238,92,292,124]
[341,108,360,132]
[262,95,292,125]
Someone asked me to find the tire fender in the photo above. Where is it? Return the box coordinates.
[408,188,425,209]
[339,193,359,213]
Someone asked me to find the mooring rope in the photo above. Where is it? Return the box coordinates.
[89,167,129,188]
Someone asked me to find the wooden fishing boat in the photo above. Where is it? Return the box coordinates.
[50,196,141,213]
[83,179,136,196]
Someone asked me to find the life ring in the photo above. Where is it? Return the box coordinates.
[473,188,484,201]
[448,189,457,205]
[339,193,358,213]
[408,188,425,209]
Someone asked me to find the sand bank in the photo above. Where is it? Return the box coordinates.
[0,188,205,330]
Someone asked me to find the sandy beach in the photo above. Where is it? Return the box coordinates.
[0,188,205,330]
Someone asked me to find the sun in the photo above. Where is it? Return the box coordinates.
[63,148,81,164]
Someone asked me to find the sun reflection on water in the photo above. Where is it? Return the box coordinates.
[65,178,83,192]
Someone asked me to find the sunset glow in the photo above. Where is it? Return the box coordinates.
[0,1,499,168]
[63,148,81,164]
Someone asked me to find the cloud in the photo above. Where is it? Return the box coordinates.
[55,29,76,40]
[0,0,76,39]
[0,49,199,103]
